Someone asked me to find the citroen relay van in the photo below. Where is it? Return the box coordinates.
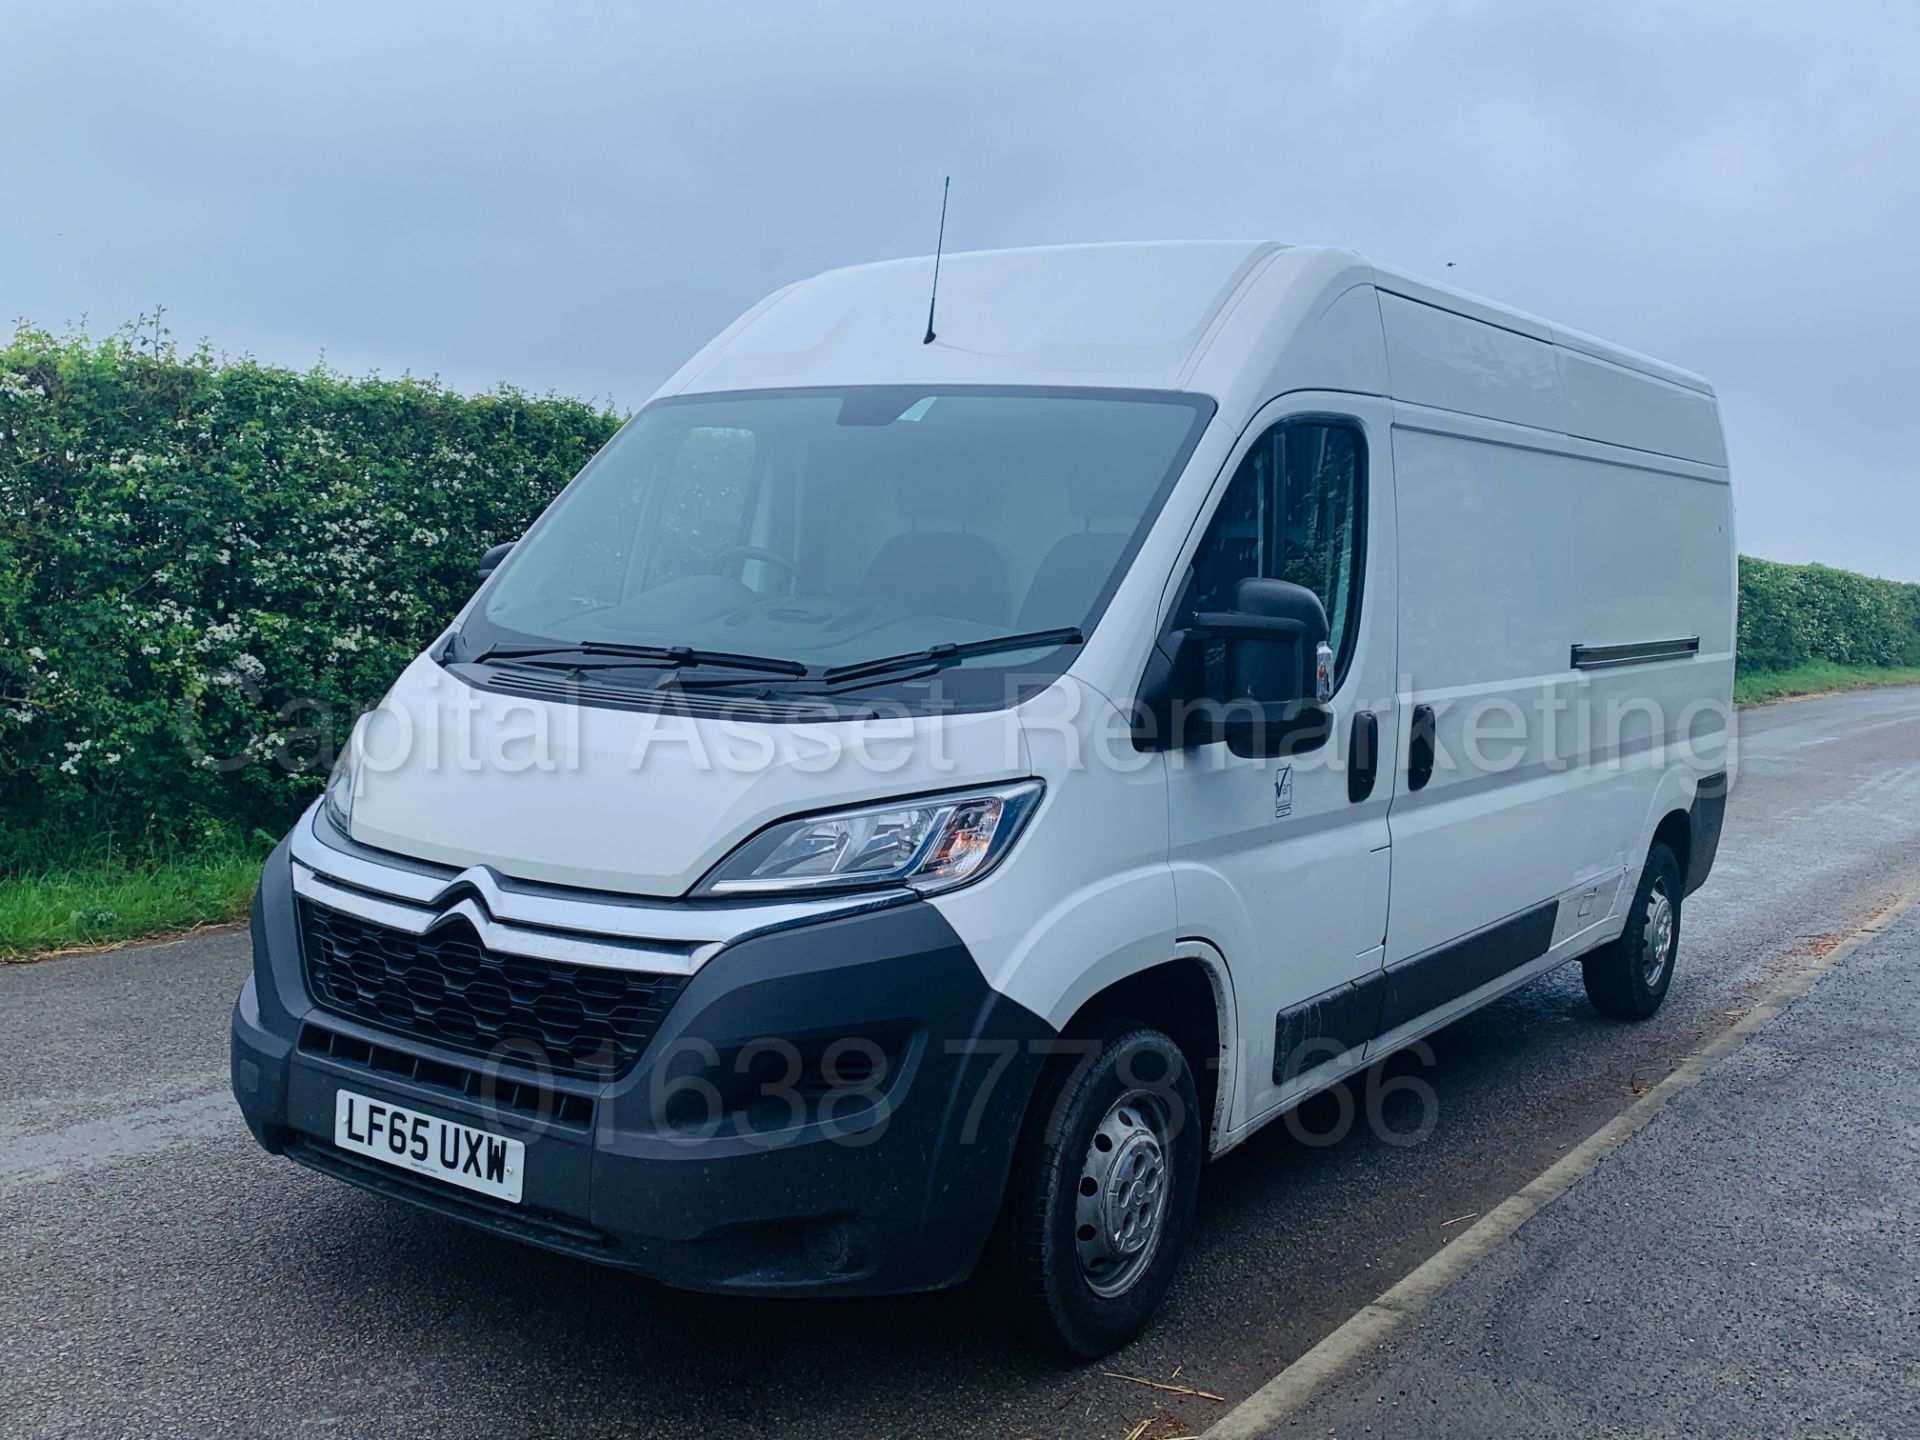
[231,242,1733,1356]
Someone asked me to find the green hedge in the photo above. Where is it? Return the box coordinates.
[0,324,620,872]
[5,324,1918,874]
[1737,555,1920,673]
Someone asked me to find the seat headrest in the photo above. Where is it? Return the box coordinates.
[1064,428,1166,525]
[1066,465,1148,525]
[891,436,998,526]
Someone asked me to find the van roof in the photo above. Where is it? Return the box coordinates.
[659,240,1282,396]
[1365,261,1713,397]
[657,240,1712,401]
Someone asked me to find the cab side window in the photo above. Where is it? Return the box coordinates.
[1182,419,1366,685]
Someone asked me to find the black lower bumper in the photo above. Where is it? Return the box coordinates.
[231,836,1055,1296]
[1684,769,1729,897]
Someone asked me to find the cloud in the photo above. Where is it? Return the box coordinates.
[5,0,1916,576]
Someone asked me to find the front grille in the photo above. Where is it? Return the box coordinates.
[298,900,686,1079]
[298,1023,597,1128]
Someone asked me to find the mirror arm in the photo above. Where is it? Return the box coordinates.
[1189,612,1312,642]
[1131,632,1204,753]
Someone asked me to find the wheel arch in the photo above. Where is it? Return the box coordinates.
[1054,942,1237,1157]
[1651,806,1692,882]
[1636,761,1701,878]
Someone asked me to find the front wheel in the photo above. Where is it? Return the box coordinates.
[1583,840,1683,1020]
[1001,1023,1203,1358]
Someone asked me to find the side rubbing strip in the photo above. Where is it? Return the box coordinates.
[1276,900,1560,1079]
[1272,973,1386,1084]
[1570,636,1701,670]
[1377,900,1558,1035]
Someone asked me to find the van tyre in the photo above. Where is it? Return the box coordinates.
[1000,1022,1203,1359]
[1584,841,1683,1021]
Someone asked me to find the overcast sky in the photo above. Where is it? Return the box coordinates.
[6,0,1917,579]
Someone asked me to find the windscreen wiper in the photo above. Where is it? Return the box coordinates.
[815,626,1084,690]
[466,639,808,677]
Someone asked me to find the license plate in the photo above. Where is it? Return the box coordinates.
[333,1089,525,1204]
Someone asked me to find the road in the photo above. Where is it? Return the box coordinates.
[1243,903,1920,1437]
[4,686,1919,1440]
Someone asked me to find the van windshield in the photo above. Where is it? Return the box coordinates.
[459,386,1213,707]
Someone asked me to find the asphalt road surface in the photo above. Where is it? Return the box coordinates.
[1260,904,1920,1437]
[4,686,1919,1440]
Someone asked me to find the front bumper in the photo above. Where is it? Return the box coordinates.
[231,830,1055,1296]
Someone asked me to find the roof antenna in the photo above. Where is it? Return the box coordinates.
[923,176,950,345]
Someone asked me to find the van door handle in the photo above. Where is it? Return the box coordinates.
[1348,710,1379,803]
[1408,704,1436,792]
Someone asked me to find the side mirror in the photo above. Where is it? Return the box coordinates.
[1198,577,1329,703]
[475,540,515,583]
[1192,578,1334,759]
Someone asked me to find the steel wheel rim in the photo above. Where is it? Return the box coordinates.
[1073,1089,1172,1299]
[1642,879,1675,988]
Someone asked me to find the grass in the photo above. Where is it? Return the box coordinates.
[1733,659,1920,706]
[0,849,262,962]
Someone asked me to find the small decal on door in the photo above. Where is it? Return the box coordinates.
[1273,765,1294,820]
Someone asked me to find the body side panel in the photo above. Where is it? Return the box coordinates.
[1382,385,1732,968]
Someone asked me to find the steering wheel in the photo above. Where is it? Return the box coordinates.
[710,545,805,588]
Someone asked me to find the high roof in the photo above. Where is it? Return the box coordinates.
[1366,261,1713,396]
[655,239,1713,406]
[658,240,1286,396]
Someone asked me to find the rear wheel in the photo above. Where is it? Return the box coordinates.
[1583,840,1683,1020]
[1001,1023,1203,1358]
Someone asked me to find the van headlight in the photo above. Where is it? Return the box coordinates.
[322,722,364,836]
[694,781,1044,898]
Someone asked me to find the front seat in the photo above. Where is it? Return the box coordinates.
[1015,468,1140,629]
[858,457,1010,626]
[1016,531,1130,630]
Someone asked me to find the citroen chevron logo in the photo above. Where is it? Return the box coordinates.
[426,866,508,924]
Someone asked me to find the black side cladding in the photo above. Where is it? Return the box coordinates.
[1377,901,1558,1035]
[1275,900,1562,1080]
[1272,974,1385,1082]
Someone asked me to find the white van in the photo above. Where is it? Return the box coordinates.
[231,242,1733,1356]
